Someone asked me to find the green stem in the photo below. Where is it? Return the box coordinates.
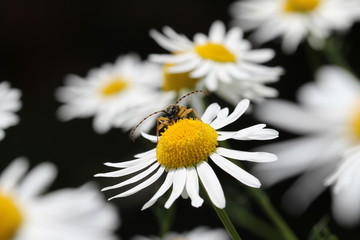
[211,203,243,240]
[248,188,299,240]
[153,200,175,239]
[219,140,298,240]
[227,202,282,240]
[322,37,352,72]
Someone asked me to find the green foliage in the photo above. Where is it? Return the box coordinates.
[308,217,338,240]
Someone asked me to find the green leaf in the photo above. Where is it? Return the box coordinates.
[308,216,338,240]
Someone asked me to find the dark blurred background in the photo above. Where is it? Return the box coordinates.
[0,0,360,239]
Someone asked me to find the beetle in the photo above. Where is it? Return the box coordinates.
[129,90,208,141]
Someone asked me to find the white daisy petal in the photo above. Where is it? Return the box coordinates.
[0,81,21,141]
[201,103,221,124]
[168,58,201,73]
[217,124,266,141]
[142,171,175,210]
[105,158,147,168]
[204,71,218,91]
[134,148,157,159]
[0,157,29,192]
[244,128,279,140]
[141,132,158,143]
[190,60,212,78]
[211,153,261,188]
[225,27,243,47]
[216,147,277,162]
[197,162,226,209]
[209,21,226,43]
[149,29,185,52]
[242,49,275,63]
[185,167,204,208]
[102,163,160,191]
[255,99,330,134]
[162,26,192,46]
[109,166,165,200]
[95,158,157,177]
[194,33,208,45]
[210,99,249,129]
[165,168,187,208]
[18,162,57,199]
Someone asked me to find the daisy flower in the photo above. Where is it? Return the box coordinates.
[325,146,360,227]
[0,81,21,141]
[131,226,229,240]
[230,0,360,53]
[253,66,360,215]
[216,80,279,105]
[56,54,174,136]
[149,21,283,93]
[96,99,278,210]
[0,158,120,240]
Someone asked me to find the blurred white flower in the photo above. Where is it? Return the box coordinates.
[96,99,278,210]
[254,66,360,216]
[131,226,230,240]
[56,54,174,136]
[0,158,120,240]
[149,21,283,97]
[230,0,360,53]
[216,80,279,105]
[0,81,21,141]
[325,146,360,227]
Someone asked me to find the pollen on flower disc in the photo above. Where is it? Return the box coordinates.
[195,43,236,63]
[284,0,321,12]
[156,118,218,169]
[0,194,22,240]
[101,78,128,96]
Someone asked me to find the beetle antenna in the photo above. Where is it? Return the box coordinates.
[129,110,165,141]
[175,90,209,105]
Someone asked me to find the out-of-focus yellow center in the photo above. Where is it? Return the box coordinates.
[100,78,128,96]
[162,64,200,91]
[156,119,218,169]
[195,43,236,63]
[284,0,321,12]
[0,193,22,240]
[350,106,360,141]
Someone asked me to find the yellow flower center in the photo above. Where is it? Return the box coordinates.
[0,193,22,240]
[100,78,128,96]
[162,64,200,91]
[350,106,360,141]
[284,0,321,12]
[156,119,218,169]
[195,43,236,63]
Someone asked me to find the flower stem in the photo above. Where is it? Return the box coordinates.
[248,188,299,240]
[211,203,243,240]
[227,201,282,240]
[323,37,352,72]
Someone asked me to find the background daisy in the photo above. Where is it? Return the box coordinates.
[253,66,360,214]
[56,54,173,136]
[96,99,278,210]
[149,21,283,95]
[325,146,360,227]
[131,226,229,240]
[0,81,21,141]
[230,0,360,53]
[0,158,120,240]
